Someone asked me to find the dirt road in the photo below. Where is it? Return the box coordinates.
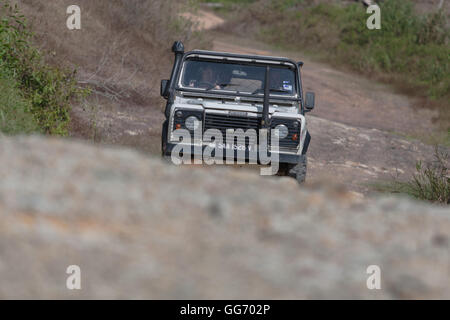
[210,33,439,192]
[73,9,443,194]
[211,31,443,191]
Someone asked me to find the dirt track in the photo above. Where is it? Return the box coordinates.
[72,9,443,194]
[209,33,439,193]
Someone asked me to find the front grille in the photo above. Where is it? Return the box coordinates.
[204,113,260,136]
[203,112,300,151]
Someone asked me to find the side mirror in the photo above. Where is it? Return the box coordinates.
[305,92,315,112]
[297,61,304,68]
[161,79,169,99]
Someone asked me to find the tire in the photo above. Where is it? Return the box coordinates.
[161,120,168,158]
[287,155,307,184]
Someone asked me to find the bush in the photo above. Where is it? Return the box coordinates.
[0,71,39,134]
[0,1,87,135]
[334,0,449,99]
[226,0,449,126]
[376,147,449,204]
[409,148,449,204]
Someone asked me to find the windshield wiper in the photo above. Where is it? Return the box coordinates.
[205,83,239,92]
[252,88,290,95]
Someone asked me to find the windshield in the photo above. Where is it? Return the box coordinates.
[179,59,297,96]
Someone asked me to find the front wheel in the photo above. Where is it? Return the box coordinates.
[161,120,168,157]
[285,155,307,184]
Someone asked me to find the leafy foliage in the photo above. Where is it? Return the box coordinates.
[0,1,87,135]
[376,148,449,204]
[229,0,449,118]
[409,148,449,204]
[0,71,39,134]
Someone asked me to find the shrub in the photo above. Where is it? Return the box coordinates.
[409,148,449,204]
[225,0,449,127]
[0,1,87,135]
[376,148,449,204]
[0,70,39,134]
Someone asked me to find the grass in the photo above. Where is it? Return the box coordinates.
[15,0,209,141]
[1,0,205,137]
[218,0,450,132]
[390,129,450,148]
[374,147,449,204]
[19,0,209,103]
[0,71,40,134]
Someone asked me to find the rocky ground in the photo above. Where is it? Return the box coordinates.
[0,135,449,299]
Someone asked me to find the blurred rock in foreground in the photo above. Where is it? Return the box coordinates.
[0,136,448,299]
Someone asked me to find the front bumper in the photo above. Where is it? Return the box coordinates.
[164,142,302,164]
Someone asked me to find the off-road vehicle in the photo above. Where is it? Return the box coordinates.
[160,41,315,183]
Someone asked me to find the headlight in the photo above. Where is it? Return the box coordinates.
[185,116,200,131]
[274,124,289,139]
[175,110,183,118]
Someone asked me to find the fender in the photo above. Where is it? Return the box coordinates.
[302,131,311,155]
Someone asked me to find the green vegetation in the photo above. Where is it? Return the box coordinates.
[0,72,39,134]
[390,129,450,148]
[374,148,449,204]
[0,1,87,135]
[267,1,448,98]
[197,0,256,13]
[199,0,255,6]
[220,0,449,128]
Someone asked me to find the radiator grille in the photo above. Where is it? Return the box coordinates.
[203,113,300,150]
[204,113,260,135]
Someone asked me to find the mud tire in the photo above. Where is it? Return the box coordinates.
[287,155,307,184]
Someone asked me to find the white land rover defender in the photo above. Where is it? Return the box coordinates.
[160,41,315,183]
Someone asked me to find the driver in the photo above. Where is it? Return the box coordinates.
[197,65,221,89]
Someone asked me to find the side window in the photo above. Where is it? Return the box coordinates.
[182,62,199,87]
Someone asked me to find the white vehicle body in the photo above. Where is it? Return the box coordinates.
[161,42,315,182]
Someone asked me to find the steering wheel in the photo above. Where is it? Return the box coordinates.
[197,82,216,90]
